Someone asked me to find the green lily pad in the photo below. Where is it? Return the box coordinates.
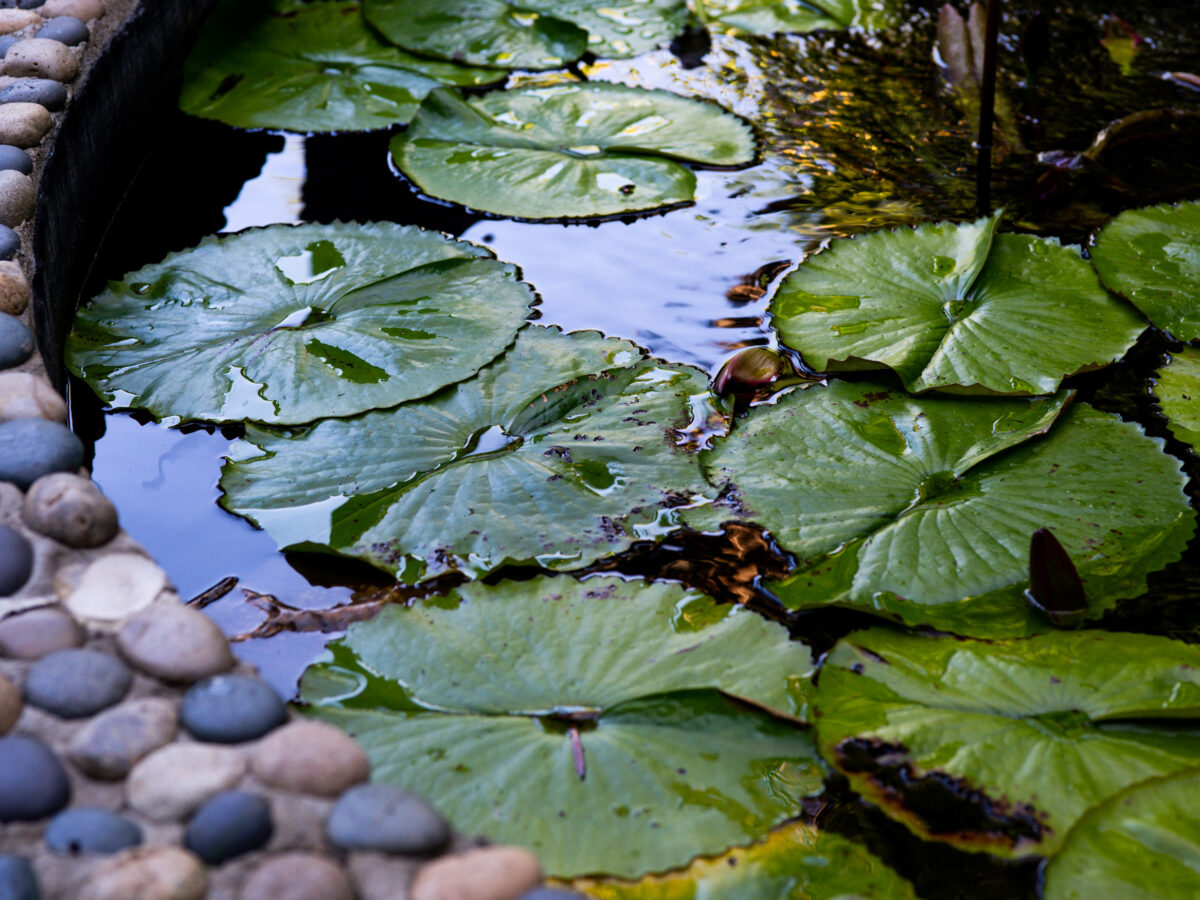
[390,84,756,220]
[694,0,899,35]
[1154,346,1200,452]
[814,628,1200,858]
[570,821,918,899]
[363,0,689,70]
[769,214,1145,394]
[300,576,821,877]
[688,380,1194,637]
[67,223,535,425]
[179,0,500,133]
[1091,200,1200,341]
[220,326,715,580]
[1043,769,1200,900]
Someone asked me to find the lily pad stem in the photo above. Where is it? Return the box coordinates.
[975,0,1001,215]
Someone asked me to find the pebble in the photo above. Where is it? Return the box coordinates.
[44,807,143,855]
[78,847,206,900]
[63,552,167,624]
[0,78,64,109]
[184,791,272,865]
[241,853,354,900]
[4,38,76,81]
[250,720,369,797]
[0,35,17,58]
[67,697,177,780]
[0,523,32,595]
[0,418,83,489]
[22,472,118,547]
[0,100,47,146]
[126,742,246,822]
[0,144,25,174]
[0,735,70,821]
[116,599,232,683]
[326,784,451,855]
[0,672,19,732]
[180,674,286,743]
[0,258,26,311]
[410,847,542,900]
[36,14,85,44]
[0,856,38,900]
[0,224,16,258]
[520,890,587,900]
[0,373,67,422]
[40,0,101,20]
[0,10,39,33]
[0,605,83,657]
[0,311,32,367]
[0,167,30,224]
[23,647,131,718]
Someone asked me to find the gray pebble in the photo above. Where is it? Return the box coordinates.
[179,674,285,743]
[23,648,132,718]
[0,169,33,225]
[0,736,70,821]
[0,523,32,596]
[0,36,17,59]
[45,807,143,855]
[521,890,588,900]
[0,78,64,110]
[0,418,84,489]
[0,856,38,900]
[0,225,16,259]
[184,791,272,864]
[326,784,451,855]
[116,600,232,683]
[0,312,32,368]
[22,472,118,547]
[67,697,177,780]
[0,144,30,173]
[36,15,84,44]
[0,606,84,658]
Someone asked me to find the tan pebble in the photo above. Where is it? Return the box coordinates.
[68,696,178,779]
[64,552,167,624]
[4,38,78,81]
[0,11,41,34]
[410,847,542,900]
[0,372,67,423]
[117,597,233,683]
[0,102,48,147]
[127,742,246,821]
[250,719,369,797]
[78,846,206,900]
[0,260,27,314]
[0,169,33,226]
[348,851,418,900]
[22,472,119,547]
[41,0,103,21]
[0,672,21,733]
[241,853,355,900]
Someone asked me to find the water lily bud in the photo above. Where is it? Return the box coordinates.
[713,347,791,397]
[1025,527,1088,628]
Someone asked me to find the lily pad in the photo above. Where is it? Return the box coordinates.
[390,84,756,220]
[1154,346,1200,451]
[694,0,899,35]
[300,576,821,877]
[689,380,1194,638]
[363,0,689,70]
[769,214,1145,394]
[180,0,500,133]
[220,326,715,580]
[814,628,1200,858]
[1091,200,1200,341]
[66,222,535,425]
[570,821,917,899]
[1043,769,1200,900]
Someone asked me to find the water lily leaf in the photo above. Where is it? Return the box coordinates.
[220,326,715,580]
[689,380,1194,638]
[769,214,1145,394]
[694,0,899,35]
[390,84,756,220]
[66,223,535,425]
[814,628,1200,858]
[1154,346,1200,451]
[1043,769,1200,900]
[570,820,918,899]
[300,576,821,877]
[179,0,500,132]
[1091,200,1200,341]
[363,0,689,70]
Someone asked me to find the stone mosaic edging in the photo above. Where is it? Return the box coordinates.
[0,2,571,898]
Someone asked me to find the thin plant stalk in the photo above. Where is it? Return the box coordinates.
[976,0,1001,215]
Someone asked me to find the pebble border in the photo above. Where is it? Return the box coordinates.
[0,2,562,898]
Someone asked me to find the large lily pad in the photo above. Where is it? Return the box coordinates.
[390,84,756,220]
[300,576,821,877]
[1043,769,1200,900]
[689,380,1194,637]
[1154,346,1200,452]
[694,0,900,35]
[769,214,1145,394]
[220,326,715,580]
[1091,200,1200,341]
[363,0,689,70]
[814,628,1200,858]
[66,223,535,425]
[570,821,918,899]
[179,0,500,133]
